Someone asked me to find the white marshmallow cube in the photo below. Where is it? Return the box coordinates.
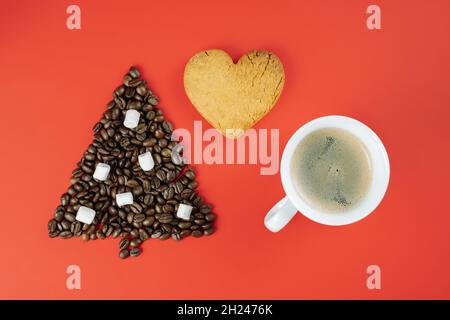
[75,206,96,224]
[176,204,193,221]
[123,109,140,129]
[116,192,133,207]
[138,152,155,171]
[93,163,110,181]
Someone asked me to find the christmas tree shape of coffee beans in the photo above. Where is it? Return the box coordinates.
[47,66,215,259]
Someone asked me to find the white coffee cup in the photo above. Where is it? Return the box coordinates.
[264,115,390,231]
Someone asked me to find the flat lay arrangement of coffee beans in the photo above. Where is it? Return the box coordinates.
[47,66,216,259]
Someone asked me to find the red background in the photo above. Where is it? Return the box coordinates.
[1,0,449,299]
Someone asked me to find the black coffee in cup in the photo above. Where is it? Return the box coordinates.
[290,128,372,212]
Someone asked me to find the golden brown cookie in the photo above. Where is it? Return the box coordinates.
[184,49,285,138]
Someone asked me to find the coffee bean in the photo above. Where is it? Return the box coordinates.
[204,228,215,236]
[60,231,73,239]
[154,130,165,139]
[112,229,122,238]
[205,214,216,222]
[191,230,203,237]
[111,107,121,120]
[128,100,142,110]
[180,230,191,238]
[54,210,64,222]
[158,138,168,148]
[130,248,141,257]
[129,67,140,78]
[119,249,130,259]
[154,153,162,165]
[130,202,143,213]
[148,96,159,105]
[180,188,193,199]
[184,168,195,178]
[156,169,166,181]
[178,221,191,229]
[139,229,149,241]
[119,238,130,250]
[136,84,147,96]
[100,129,109,141]
[154,115,164,123]
[158,213,173,224]
[174,181,183,194]
[172,233,181,241]
[115,85,125,96]
[151,177,161,189]
[49,231,60,238]
[159,233,170,240]
[143,138,157,147]
[93,122,103,134]
[105,226,114,237]
[96,229,106,239]
[61,220,71,230]
[162,204,174,213]
[61,194,70,206]
[163,187,175,200]
[128,78,143,87]
[81,174,93,182]
[120,137,130,147]
[133,213,145,224]
[161,148,172,158]
[187,181,198,189]
[124,87,135,98]
[71,221,82,235]
[86,153,97,163]
[193,196,202,206]
[123,74,132,86]
[194,219,206,225]
[48,219,57,233]
[162,121,173,133]
[143,216,155,227]
[130,238,142,247]
[151,230,162,239]
[143,182,152,194]
[126,179,140,188]
[81,164,93,174]
[130,229,139,238]
[115,96,126,109]
[161,224,172,234]
[200,204,212,214]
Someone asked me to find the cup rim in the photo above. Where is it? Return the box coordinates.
[280,115,390,226]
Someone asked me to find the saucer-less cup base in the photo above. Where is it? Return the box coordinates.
[264,115,390,232]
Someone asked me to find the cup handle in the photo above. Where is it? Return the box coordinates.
[264,196,297,232]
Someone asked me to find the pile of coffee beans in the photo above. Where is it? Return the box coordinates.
[47,66,216,259]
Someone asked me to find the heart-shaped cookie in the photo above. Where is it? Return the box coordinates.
[184,49,285,138]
